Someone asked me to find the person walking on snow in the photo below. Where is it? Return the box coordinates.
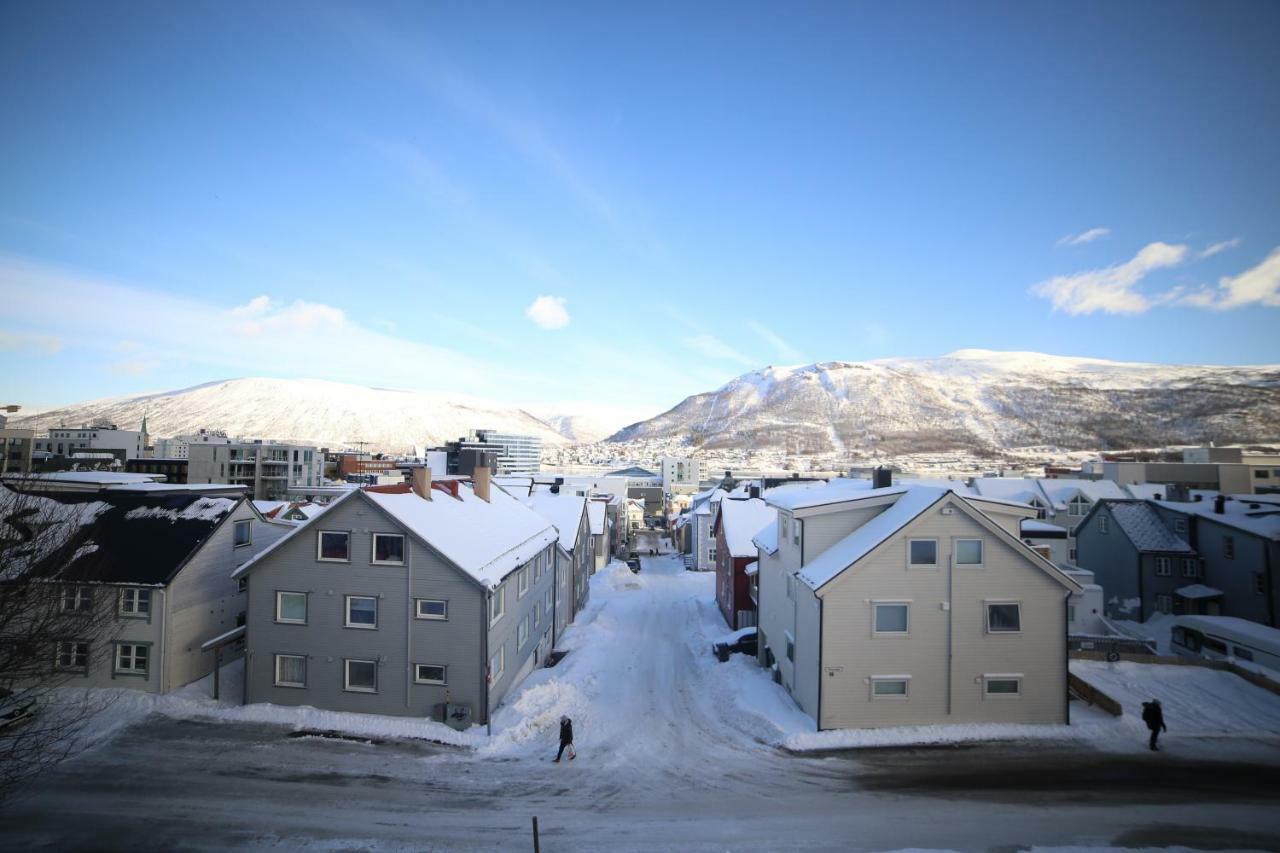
[553,715,576,762]
[1141,699,1166,751]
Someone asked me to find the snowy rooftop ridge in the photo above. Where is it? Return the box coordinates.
[523,491,587,553]
[717,497,777,559]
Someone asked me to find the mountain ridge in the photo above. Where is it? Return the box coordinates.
[609,350,1280,455]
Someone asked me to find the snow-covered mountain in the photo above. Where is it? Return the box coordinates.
[13,378,576,453]
[609,350,1280,455]
[523,404,658,444]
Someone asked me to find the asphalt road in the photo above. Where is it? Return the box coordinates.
[5,554,1279,851]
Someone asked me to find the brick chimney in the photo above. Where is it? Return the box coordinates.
[412,467,432,501]
[473,465,491,503]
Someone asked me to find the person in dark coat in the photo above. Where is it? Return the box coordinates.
[1141,699,1166,751]
[553,715,576,762]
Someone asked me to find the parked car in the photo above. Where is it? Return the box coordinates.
[626,558,641,573]
[712,628,757,662]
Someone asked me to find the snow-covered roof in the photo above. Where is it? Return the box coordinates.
[365,485,557,590]
[253,500,289,518]
[752,520,779,555]
[1105,501,1194,553]
[744,560,759,577]
[1154,498,1280,541]
[767,478,900,512]
[18,471,162,484]
[797,488,945,589]
[1174,584,1223,599]
[1020,519,1066,536]
[586,500,606,535]
[1172,615,1280,651]
[899,478,976,495]
[1037,478,1128,509]
[524,491,587,553]
[1121,483,1170,501]
[717,498,777,559]
[970,477,1047,507]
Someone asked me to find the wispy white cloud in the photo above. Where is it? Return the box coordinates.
[1031,242,1189,315]
[1171,247,1280,311]
[525,295,571,330]
[746,320,802,363]
[0,330,63,355]
[1199,237,1242,259]
[0,254,546,396]
[685,334,755,366]
[1057,227,1111,247]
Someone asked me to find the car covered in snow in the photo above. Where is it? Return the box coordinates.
[712,627,757,662]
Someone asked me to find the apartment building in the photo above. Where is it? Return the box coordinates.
[187,439,323,501]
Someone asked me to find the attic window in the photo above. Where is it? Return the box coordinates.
[372,534,404,565]
[317,531,350,562]
[908,539,937,567]
[233,520,252,548]
[1068,496,1091,516]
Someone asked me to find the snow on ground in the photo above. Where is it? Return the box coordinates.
[55,657,485,757]
[1069,659,1280,737]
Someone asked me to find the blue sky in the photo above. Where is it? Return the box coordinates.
[2,1,1278,416]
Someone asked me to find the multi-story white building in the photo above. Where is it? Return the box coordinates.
[187,439,323,501]
[151,429,230,460]
[34,424,146,461]
[661,456,701,495]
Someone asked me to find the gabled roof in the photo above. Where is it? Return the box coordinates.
[586,500,606,535]
[2,486,240,586]
[752,520,779,555]
[1037,478,1128,509]
[365,485,557,589]
[970,477,1049,507]
[1154,497,1280,541]
[524,491,587,554]
[1101,500,1195,553]
[716,498,777,559]
[767,478,902,512]
[606,466,658,478]
[794,487,1082,594]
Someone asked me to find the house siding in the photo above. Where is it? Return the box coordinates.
[816,499,1068,729]
[244,495,488,720]
[1075,505,1144,621]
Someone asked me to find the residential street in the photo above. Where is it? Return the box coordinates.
[5,555,1280,852]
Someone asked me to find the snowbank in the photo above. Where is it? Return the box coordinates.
[53,658,485,755]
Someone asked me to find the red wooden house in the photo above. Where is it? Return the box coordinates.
[713,497,777,630]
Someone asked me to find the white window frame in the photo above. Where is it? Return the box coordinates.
[488,647,505,684]
[55,641,89,672]
[546,586,555,617]
[1155,557,1172,576]
[414,663,447,685]
[870,675,910,700]
[792,517,801,546]
[275,591,307,625]
[1181,558,1198,578]
[954,538,984,567]
[274,653,307,688]
[489,587,505,627]
[871,601,910,637]
[518,567,530,598]
[61,585,92,613]
[1174,518,1187,535]
[1099,515,1109,534]
[532,601,541,629]
[233,519,252,548]
[114,643,149,676]
[784,630,795,663]
[985,600,1022,634]
[982,673,1023,699]
[118,588,151,617]
[415,598,447,620]
[316,530,351,562]
[908,538,938,567]
[344,595,378,629]
[343,658,378,693]
[1068,495,1090,517]
[371,533,405,565]
[517,614,530,648]
[1155,594,1172,614]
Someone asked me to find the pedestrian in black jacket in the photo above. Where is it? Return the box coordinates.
[1141,699,1167,751]
[553,715,576,762]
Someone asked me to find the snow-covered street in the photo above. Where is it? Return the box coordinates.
[6,555,1280,851]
